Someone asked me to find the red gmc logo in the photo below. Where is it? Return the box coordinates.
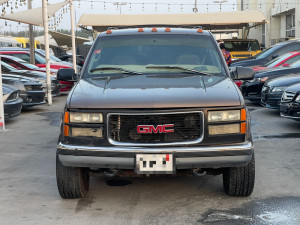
[137,124,174,134]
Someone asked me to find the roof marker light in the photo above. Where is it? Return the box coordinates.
[106,30,112,34]
[152,28,157,32]
[138,28,144,32]
[197,29,203,33]
[165,28,171,32]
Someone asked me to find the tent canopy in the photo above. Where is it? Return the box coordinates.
[78,10,266,31]
[0,1,69,26]
[49,31,90,47]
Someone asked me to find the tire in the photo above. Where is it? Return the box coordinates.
[56,153,90,199]
[222,153,255,197]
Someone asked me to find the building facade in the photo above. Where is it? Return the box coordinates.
[238,0,300,47]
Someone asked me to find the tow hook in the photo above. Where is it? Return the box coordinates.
[192,169,207,176]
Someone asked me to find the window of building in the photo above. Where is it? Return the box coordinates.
[286,14,295,37]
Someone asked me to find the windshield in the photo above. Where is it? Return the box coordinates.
[224,40,260,52]
[253,45,282,59]
[85,34,226,77]
[265,52,300,67]
[10,57,40,69]
[290,59,300,68]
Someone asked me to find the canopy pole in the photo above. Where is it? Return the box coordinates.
[0,57,5,131]
[28,0,35,64]
[42,0,52,106]
[70,0,77,73]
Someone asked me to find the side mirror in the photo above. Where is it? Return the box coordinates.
[57,68,76,81]
[271,54,279,60]
[230,67,254,80]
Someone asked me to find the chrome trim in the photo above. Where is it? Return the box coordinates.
[280,113,300,120]
[106,111,205,146]
[57,141,253,153]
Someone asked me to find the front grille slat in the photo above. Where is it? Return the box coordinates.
[281,91,296,102]
[108,112,203,145]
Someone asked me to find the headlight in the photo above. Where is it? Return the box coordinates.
[208,110,241,122]
[296,95,300,102]
[209,124,240,135]
[37,78,47,87]
[249,77,268,83]
[70,112,103,123]
[271,86,286,93]
[2,93,10,102]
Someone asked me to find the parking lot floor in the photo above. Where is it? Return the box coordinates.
[0,96,299,225]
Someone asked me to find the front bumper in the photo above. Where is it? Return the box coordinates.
[20,91,46,107]
[57,141,254,169]
[241,81,264,103]
[280,101,300,120]
[4,98,23,119]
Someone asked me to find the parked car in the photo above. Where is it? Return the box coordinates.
[241,60,300,103]
[1,61,61,96]
[280,83,300,120]
[56,27,255,199]
[253,51,300,71]
[2,74,46,107]
[2,84,23,118]
[231,40,300,67]
[221,39,261,60]
[261,75,300,109]
[0,55,58,75]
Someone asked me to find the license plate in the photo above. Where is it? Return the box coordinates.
[135,154,174,174]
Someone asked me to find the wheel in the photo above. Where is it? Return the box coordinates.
[56,153,90,199]
[222,153,255,197]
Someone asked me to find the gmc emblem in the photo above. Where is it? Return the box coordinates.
[137,124,174,134]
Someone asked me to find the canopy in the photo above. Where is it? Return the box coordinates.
[0,1,69,26]
[78,10,266,31]
[49,31,90,47]
[0,0,8,5]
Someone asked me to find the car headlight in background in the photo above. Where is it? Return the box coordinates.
[70,112,103,123]
[249,77,268,83]
[271,86,286,93]
[208,110,241,122]
[295,95,300,102]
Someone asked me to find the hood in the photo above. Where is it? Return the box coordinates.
[35,67,58,74]
[230,58,262,67]
[254,67,300,78]
[2,73,39,83]
[69,74,242,109]
[266,75,300,87]
[285,83,300,93]
[2,84,16,95]
[6,69,47,79]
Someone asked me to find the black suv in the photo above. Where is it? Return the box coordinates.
[56,27,255,198]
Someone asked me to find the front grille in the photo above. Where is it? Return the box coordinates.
[25,84,43,91]
[108,112,203,145]
[261,85,270,93]
[281,91,296,102]
[6,91,19,102]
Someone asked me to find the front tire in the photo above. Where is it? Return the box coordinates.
[56,153,90,199]
[222,153,255,197]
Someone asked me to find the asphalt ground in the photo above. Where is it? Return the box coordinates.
[0,95,299,225]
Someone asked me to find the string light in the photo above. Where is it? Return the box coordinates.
[78,0,80,8]
[104,1,106,10]
[129,3,131,11]
[155,3,157,12]
[168,4,170,12]
[142,3,144,11]
[180,4,183,12]
[91,1,93,9]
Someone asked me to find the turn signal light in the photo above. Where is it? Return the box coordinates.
[64,125,69,137]
[152,28,157,32]
[241,122,247,134]
[165,28,171,32]
[241,108,246,121]
[197,29,203,33]
[106,30,112,34]
[64,111,69,123]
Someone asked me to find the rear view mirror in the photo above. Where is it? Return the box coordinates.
[57,68,76,81]
[231,67,254,80]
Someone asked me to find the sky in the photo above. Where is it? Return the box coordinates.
[0,0,237,33]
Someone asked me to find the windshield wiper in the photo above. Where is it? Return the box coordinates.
[146,66,212,76]
[90,67,142,75]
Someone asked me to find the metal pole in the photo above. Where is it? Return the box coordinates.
[0,57,5,131]
[28,0,35,64]
[42,0,52,105]
[70,0,77,73]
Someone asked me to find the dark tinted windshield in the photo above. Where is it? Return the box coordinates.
[224,40,260,51]
[1,61,18,72]
[253,45,280,59]
[85,34,226,77]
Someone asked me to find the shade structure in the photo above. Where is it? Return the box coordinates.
[0,1,69,26]
[78,10,266,31]
[0,0,8,5]
[49,31,90,47]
